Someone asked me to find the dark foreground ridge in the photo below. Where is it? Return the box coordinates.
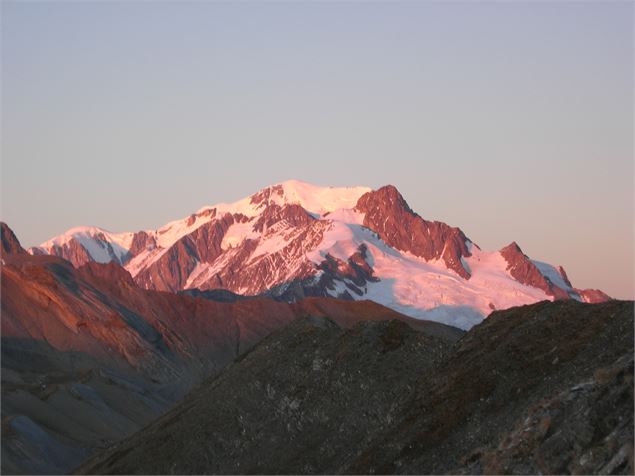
[77,299,634,475]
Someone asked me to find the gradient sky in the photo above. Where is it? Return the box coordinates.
[2,1,633,298]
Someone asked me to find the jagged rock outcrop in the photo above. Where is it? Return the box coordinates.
[575,288,613,304]
[54,239,95,267]
[500,242,570,299]
[354,185,472,279]
[1,222,26,255]
[128,231,156,256]
[134,215,236,292]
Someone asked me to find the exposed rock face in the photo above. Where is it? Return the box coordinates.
[134,206,321,294]
[1,222,26,255]
[311,245,379,299]
[128,231,156,256]
[354,185,472,279]
[186,216,332,297]
[134,214,236,292]
[250,184,284,207]
[51,239,95,267]
[76,299,634,475]
[500,242,570,299]
[557,265,573,288]
[252,203,314,233]
[575,288,613,304]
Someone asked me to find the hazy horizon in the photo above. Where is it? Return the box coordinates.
[2,2,633,299]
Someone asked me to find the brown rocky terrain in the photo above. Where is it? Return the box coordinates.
[77,299,633,475]
[1,223,461,474]
[346,299,633,474]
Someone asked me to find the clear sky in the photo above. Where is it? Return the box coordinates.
[1,1,633,299]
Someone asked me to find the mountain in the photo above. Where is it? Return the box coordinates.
[29,180,609,330]
[76,299,634,475]
[1,223,461,474]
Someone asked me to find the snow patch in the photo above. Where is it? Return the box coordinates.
[532,260,572,291]
[221,221,258,251]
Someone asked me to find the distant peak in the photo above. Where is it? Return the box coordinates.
[375,184,400,194]
[248,180,372,216]
[1,222,26,255]
[500,241,523,254]
[39,225,132,249]
[276,179,314,189]
[63,226,108,235]
[355,184,414,215]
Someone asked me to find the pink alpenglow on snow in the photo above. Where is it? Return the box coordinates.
[30,180,611,330]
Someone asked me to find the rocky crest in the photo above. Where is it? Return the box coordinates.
[134,214,238,292]
[128,231,156,257]
[499,242,570,299]
[76,299,634,475]
[575,288,613,304]
[355,186,472,279]
[1,222,26,255]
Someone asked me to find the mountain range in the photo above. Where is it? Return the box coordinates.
[27,180,609,330]
[1,180,621,475]
[1,221,459,474]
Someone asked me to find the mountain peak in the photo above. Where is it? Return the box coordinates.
[357,184,414,215]
[355,186,471,279]
[1,222,26,255]
[254,180,372,217]
[501,241,523,254]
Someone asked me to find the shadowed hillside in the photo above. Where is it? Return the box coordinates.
[77,300,633,475]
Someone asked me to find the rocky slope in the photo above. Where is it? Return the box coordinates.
[76,299,634,475]
[29,180,609,330]
[1,224,461,475]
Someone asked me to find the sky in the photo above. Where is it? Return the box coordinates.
[1,1,633,299]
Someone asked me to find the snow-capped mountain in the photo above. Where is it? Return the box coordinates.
[29,180,609,329]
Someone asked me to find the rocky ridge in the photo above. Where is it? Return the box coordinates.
[76,299,634,475]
